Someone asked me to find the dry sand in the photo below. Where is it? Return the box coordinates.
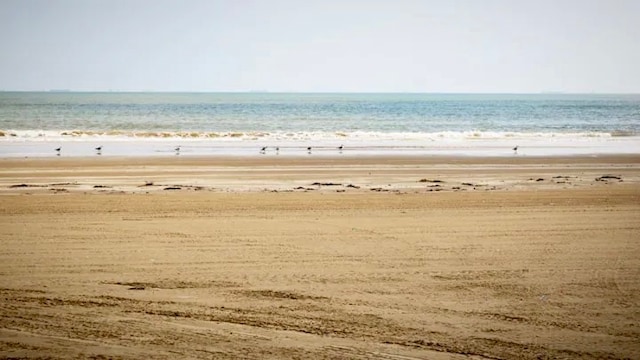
[1,155,639,359]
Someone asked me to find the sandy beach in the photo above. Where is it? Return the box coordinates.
[1,155,639,359]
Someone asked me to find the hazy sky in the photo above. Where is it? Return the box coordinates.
[1,0,638,92]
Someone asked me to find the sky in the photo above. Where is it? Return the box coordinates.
[0,0,638,93]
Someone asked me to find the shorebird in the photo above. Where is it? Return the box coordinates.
[513,145,518,154]
[260,146,267,154]
[55,147,61,153]
[307,146,312,154]
[275,146,280,154]
[338,144,344,152]
[175,145,181,154]
[95,146,102,154]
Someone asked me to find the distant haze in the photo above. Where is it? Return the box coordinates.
[1,0,639,93]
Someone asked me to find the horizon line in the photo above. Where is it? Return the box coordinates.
[1,90,639,95]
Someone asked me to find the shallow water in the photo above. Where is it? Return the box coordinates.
[1,92,639,157]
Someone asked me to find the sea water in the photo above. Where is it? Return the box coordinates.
[1,92,639,157]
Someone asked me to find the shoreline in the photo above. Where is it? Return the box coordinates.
[2,135,639,158]
[3,152,640,164]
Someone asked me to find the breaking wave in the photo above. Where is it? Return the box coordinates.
[0,129,635,142]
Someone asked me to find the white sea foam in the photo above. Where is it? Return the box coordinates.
[0,129,630,142]
[1,129,639,158]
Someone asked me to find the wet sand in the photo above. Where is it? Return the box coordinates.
[1,155,639,359]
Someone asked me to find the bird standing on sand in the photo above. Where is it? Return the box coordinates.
[55,147,61,155]
[175,145,181,154]
[275,146,280,154]
[338,144,344,152]
[513,145,518,154]
[260,146,267,154]
[307,146,312,154]
[95,146,102,154]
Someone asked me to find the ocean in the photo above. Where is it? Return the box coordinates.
[1,92,639,157]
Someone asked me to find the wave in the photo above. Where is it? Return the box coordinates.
[610,130,638,137]
[0,129,637,142]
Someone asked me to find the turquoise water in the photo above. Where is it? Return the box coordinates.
[1,92,639,157]
[1,92,639,135]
